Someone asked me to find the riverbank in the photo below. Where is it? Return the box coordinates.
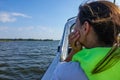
[0,39,54,42]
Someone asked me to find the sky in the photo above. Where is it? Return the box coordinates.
[0,0,119,40]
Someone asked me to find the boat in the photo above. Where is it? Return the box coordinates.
[41,16,76,80]
[41,0,117,80]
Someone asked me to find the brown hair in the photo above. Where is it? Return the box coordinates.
[78,1,120,73]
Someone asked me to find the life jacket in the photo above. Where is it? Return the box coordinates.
[72,47,120,80]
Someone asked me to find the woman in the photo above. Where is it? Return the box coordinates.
[52,1,120,80]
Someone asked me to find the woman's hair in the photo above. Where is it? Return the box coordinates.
[78,1,120,73]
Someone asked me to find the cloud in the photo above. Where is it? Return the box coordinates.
[0,25,62,40]
[0,12,32,23]
[0,12,16,23]
[11,12,32,18]
[17,26,34,31]
[0,26,8,31]
[39,26,53,33]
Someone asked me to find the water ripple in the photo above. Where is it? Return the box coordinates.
[0,41,59,80]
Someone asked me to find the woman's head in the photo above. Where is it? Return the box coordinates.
[76,1,120,47]
[75,0,120,73]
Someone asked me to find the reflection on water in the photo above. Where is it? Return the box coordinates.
[0,41,59,80]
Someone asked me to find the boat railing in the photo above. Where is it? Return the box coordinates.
[60,17,76,61]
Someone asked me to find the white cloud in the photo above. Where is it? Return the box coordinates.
[0,25,62,40]
[11,12,32,18]
[39,26,53,33]
[0,26,8,31]
[0,12,16,23]
[0,12,32,23]
[17,26,34,31]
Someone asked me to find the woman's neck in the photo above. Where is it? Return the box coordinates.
[84,36,108,48]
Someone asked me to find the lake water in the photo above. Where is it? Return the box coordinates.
[0,41,59,80]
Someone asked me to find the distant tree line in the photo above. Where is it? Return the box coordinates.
[0,38,53,41]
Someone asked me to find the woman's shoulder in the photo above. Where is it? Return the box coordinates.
[57,61,80,67]
[51,61,88,80]
[54,62,81,75]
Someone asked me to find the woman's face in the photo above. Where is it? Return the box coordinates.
[74,18,85,45]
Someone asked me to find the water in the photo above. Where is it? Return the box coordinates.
[0,41,59,80]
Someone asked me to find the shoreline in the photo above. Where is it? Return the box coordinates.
[0,39,56,42]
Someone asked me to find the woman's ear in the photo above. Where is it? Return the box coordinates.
[82,21,91,35]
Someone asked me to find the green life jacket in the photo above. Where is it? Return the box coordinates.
[72,47,120,80]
